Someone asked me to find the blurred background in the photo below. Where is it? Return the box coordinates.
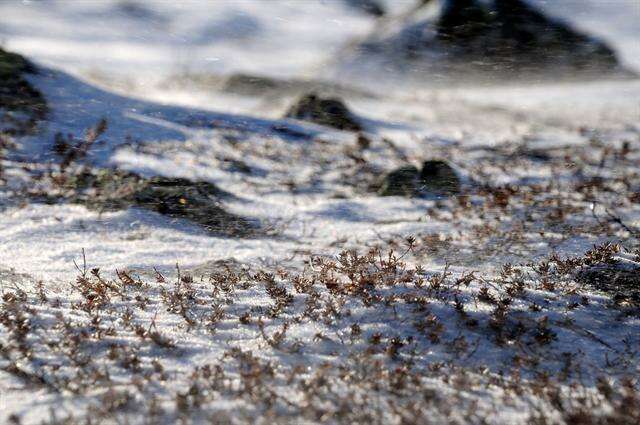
[1,0,638,89]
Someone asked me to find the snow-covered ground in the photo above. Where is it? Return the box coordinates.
[1,1,639,423]
[2,1,639,83]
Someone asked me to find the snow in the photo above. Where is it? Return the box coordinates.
[0,0,375,80]
[1,1,640,424]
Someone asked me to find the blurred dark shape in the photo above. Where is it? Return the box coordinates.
[356,133,371,150]
[116,1,156,19]
[0,47,47,135]
[378,160,460,197]
[62,169,256,236]
[419,160,460,195]
[378,165,419,196]
[343,0,386,17]
[0,47,35,78]
[134,177,255,237]
[115,0,169,25]
[437,0,490,43]
[223,73,282,96]
[285,93,362,132]
[436,0,618,70]
[221,73,375,99]
[333,0,630,82]
[576,261,640,307]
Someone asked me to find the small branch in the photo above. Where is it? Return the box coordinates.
[73,248,87,278]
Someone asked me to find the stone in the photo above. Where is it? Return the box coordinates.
[0,47,47,135]
[332,0,629,81]
[437,0,490,44]
[58,169,256,237]
[378,165,419,197]
[133,177,253,236]
[418,160,460,195]
[438,0,619,70]
[285,93,362,132]
[377,161,460,197]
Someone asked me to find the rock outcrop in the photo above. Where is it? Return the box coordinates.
[378,165,420,197]
[54,169,256,237]
[285,93,362,132]
[0,47,47,135]
[332,0,630,82]
[419,160,460,195]
[378,160,460,197]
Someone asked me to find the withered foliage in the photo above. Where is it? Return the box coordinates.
[1,242,638,424]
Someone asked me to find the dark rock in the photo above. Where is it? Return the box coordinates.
[377,160,460,197]
[418,160,460,195]
[435,0,619,71]
[285,93,362,132]
[222,73,284,96]
[333,0,628,81]
[0,47,47,135]
[58,170,255,237]
[378,165,419,197]
[437,0,490,45]
[133,177,253,236]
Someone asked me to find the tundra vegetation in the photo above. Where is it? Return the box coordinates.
[2,102,639,423]
[1,1,640,424]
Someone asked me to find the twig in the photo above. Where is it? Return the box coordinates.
[73,248,87,278]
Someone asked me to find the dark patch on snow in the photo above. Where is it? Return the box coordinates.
[576,261,640,308]
[285,93,362,132]
[333,0,633,82]
[437,0,619,71]
[343,0,386,17]
[0,47,47,135]
[134,177,255,237]
[377,165,420,197]
[221,73,375,98]
[378,160,460,197]
[41,169,258,238]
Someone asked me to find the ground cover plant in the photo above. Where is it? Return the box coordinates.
[1,242,639,423]
[1,1,640,423]
[2,112,639,424]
